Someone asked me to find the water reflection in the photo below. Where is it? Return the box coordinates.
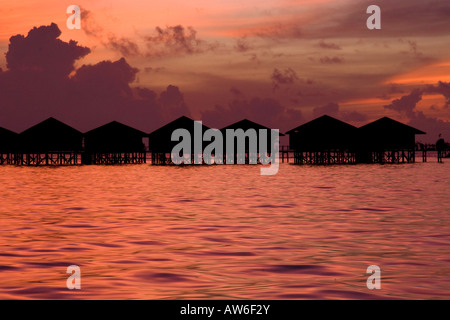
[0,163,449,299]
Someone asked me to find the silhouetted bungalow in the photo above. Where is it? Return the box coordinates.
[286,115,358,164]
[0,126,19,165]
[220,119,283,164]
[19,117,83,165]
[83,121,146,165]
[148,116,210,165]
[358,117,425,163]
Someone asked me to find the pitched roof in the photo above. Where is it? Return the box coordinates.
[359,117,425,134]
[220,118,285,136]
[0,126,18,137]
[20,117,82,136]
[0,126,19,151]
[148,116,210,137]
[286,115,356,134]
[84,121,146,137]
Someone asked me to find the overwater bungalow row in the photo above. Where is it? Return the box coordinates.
[1,117,82,165]
[0,114,444,166]
[286,115,427,165]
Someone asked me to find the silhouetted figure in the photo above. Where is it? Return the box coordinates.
[436,135,445,152]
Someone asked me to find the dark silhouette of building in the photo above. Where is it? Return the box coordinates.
[148,116,210,164]
[0,126,19,164]
[0,114,437,166]
[20,117,83,152]
[18,117,83,165]
[286,115,358,164]
[358,117,425,163]
[83,121,146,164]
[220,119,283,164]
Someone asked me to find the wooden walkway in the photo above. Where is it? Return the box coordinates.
[0,147,448,166]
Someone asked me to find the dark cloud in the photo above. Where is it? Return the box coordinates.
[201,96,303,132]
[80,8,141,58]
[5,23,90,77]
[271,68,299,89]
[318,40,341,50]
[0,23,191,132]
[398,40,434,63]
[377,83,406,100]
[384,85,450,142]
[230,87,243,97]
[250,22,302,40]
[144,25,215,57]
[158,85,190,119]
[81,9,213,58]
[319,56,345,64]
[313,102,367,123]
[384,88,422,117]
[107,36,141,57]
[80,8,104,38]
[143,66,166,73]
[235,37,252,53]
[425,81,450,108]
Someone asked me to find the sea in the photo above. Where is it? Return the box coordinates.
[0,160,449,299]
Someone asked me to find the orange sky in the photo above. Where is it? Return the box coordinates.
[1,0,450,141]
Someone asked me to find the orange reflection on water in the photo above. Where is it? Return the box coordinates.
[0,163,449,299]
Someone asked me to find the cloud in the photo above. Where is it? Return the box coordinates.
[201,96,303,132]
[319,56,345,64]
[80,8,104,38]
[0,23,191,132]
[244,22,302,40]
[234,0,449,40]
[107,36,141,57]
[384,88,422,117]
[158,85,190,119]
[144,25,215,57]
[318,40,341,50]
[80,8,141,58]
[425,81,450,108]
[313,102,339,117]
[235,37,253,53]
[384,85,450,141]
[271,68,299,89]
[313,102,367,123]
[377,83,406,100]
[5,23,90,77]
[81,8,213,58]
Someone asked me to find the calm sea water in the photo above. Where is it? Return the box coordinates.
[0,161,449,299]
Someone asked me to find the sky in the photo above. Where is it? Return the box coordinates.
[0,0,450,142]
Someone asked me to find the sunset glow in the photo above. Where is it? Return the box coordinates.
[1,0,450,141]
